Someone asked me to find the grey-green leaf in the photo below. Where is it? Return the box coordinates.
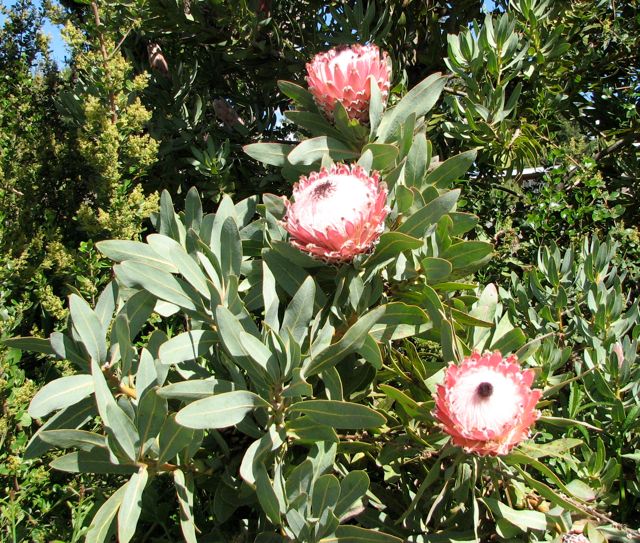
[288,137,359,165]
[288,400,386,429]
[175,391,270,430]
[28,375,94,419]
[85,484,127,543]
[158,330,218,366]
[117,468,149,543]
[69,294,106,363]
[50,449,136,474]
[39,429,106,451]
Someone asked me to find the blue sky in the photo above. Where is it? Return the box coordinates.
[2,0,499,68]
[0,0,68,65]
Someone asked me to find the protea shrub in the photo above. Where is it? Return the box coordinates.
[306,43,391,123]
[282,163,389,263]
[434,351,542,456]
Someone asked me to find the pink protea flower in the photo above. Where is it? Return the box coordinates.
[433,351,542,456]
[282,163,389,263]
[306,44,391,123]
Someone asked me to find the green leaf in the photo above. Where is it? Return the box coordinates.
[424,150,477,188]
[262,250,326,311]
[157,378,234,401]
[184,187,203,232]
[50,449,136,474]
[96,240,178,273]
[565,480,597,502]
[270,240,325,269]
[85,484,127,543]
[288,400,385,429]
[442,240,493,275]
[25,397,95,459]
[449,212,479,236]
[106,402,139,462]
[117,468,148,543]
[136,389,167,456]
[157,415,196,464]
[91,359,139,462]
[304,306,385,377]
[282,276,316,344]
[323,525,402,542]
[357,334,383,369]
[481,497,547,532]
[278,80,317,110]
[363,232,423,271]
[376,73,448,142]
[69,294,106,363]
[422,257,452,283]
[135,348,157,400]
[490,327,526,354]
[398,189,460,238]
[158,330,218,366]
[312,474,340,517]
[368,75,384,134]
[158,190,183,243]
[115,260,200,313]
[147,234,210,298]
[28,375,94,419]
[369,302,432,342]
[405,132,428,188]
[285,110,344,140]
[512,465,585,514]
[286,416,339,445]
[255,464,281,525]
[220,216,242,279]
[215,306,271,383]
[361,143,399,171]
[470,283,498,349]
[39,429,106,451]
[518,438,583,460]
[244,142,294,166]
[288,137,359,165]
[176,391,270,430]
[122,290,156,340]
[379,385,421,418]
[335,471,369,518]
[174,469,198,543]
[263,258,280,331]
[3,336,55,355]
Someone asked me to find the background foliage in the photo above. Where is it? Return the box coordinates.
[0,0,638,541]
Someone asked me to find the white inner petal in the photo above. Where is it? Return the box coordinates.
[295,174,371,233]
[449,367,523,433]
[328,48,362,74]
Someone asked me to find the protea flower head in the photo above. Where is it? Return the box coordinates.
[433,351,542,456]
[282,163,389,263]
[306,44,391,123]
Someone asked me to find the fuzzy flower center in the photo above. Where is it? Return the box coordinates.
[449,367,523,433]
[476,382,493,398]
[312,180,336,199]
[294,174,373,234]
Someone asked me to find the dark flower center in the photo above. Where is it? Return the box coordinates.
[312,181,335,199]
[477,381,493,398]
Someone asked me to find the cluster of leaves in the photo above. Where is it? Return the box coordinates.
[500,236,640,531]
[7,41,639,542]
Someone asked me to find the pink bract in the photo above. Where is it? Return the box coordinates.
[306,44,391,123]
[433,351,542,456]
[282,163,389,263]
